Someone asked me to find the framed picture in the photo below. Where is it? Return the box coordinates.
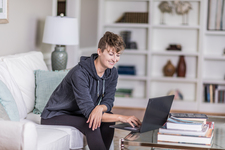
[0,0,8,24]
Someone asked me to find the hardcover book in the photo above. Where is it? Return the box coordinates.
[166,117,204,131]
[159,124,209,136]
[169,113,208,124]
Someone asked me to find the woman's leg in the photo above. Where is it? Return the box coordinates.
[100,122,115,150]
[41,115,114,150]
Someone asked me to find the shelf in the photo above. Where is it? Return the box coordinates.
[152,25,200,30]
[104,23,149,28]
[204,55,225,61]
[152,51,199,56]
[154,0,201,1]
[205,31,225,35]
[106,0,149,1]
[118,75,148,81]
[123,50,148,55]
[114,97,148,108]
[151,76,198,83]
[199,103,225,114]
[203,79,225,85]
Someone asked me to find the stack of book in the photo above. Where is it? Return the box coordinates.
[157,113,214,148]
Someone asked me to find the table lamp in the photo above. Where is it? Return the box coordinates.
[42,14,79,71]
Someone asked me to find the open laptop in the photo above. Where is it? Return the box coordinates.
[110,95,174,133]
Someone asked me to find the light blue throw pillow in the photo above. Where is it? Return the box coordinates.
[33,70,69,114]
[0,80,20,121]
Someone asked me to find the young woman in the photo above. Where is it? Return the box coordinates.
[41,31,141,150]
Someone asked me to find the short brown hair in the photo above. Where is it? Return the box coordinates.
[98,31,125,53]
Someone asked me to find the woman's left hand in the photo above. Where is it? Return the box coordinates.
[87,105,104,131]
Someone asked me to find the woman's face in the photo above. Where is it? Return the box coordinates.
[98,47,121,69]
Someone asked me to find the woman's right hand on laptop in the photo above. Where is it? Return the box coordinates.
[118,115,142,128]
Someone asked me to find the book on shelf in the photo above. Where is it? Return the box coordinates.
[117,65,136,75]
[216,0,223,30]
[169,113,208,124]
[115,88,133,98]
[216,85,225,103]
[209,84,213,103]
[208,0,217,30]
[115,12,148,23]
[166,117,204,131]
[218,90,225,103]
[158,122,214,145]
[222,0,225,30]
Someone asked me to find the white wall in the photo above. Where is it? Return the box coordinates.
[0,0,52,57]
[66,0,80,68]
[0,0,99,68]
[80,0,98,49]
[78,0,99,57]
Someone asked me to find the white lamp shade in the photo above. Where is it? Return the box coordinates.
[42,16,79,45]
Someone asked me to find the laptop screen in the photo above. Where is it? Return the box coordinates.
[140,95,174,133]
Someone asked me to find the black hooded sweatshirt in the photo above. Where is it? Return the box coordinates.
[41,53,118,119]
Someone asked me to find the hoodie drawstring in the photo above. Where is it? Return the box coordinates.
[97,80,100,97]
[97,79,105,105]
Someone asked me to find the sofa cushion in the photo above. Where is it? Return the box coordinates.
[0,80,20,121]
[2,51,48,113]
[37,124,84,149]
[36,127,70,150]
[0,120,37,150]
[0,103,10,120]
[24,113,84,149]
[33,70,69,114]
[0,62,27,119]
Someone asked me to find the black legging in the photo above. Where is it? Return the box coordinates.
[41,114,115,150]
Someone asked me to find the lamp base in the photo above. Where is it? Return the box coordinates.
[51,46,68,71]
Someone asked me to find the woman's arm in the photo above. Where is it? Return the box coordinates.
[102,113,142,127]
[87,104,142,130]
[87,105,107,130]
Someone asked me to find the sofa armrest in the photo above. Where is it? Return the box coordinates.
[0,120,37,150]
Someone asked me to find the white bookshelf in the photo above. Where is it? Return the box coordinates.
[152,25,200,29]
[199,0,225,114]
[98,0,225,114]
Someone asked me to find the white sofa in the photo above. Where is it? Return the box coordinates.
[0,51,84,150]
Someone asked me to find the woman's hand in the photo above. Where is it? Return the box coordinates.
[118,115,142,128]
[87,105,105,131]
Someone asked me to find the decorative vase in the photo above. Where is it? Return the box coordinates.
[177,55,186,77]
[163,60,176,77]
